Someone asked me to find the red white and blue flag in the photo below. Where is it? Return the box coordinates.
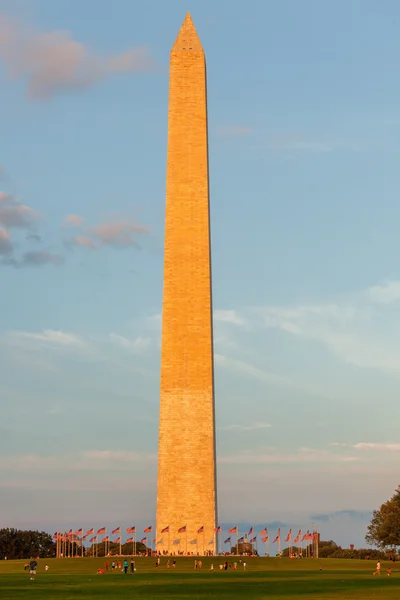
[112,527,120,535]
[144,526,152,533]
[228,526,237,534]
[126,527,136,534]
[197,526,204,534]
[178,526,187,533]
[161,526,169,533]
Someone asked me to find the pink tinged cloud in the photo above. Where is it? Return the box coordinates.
[0,15,155,100]
[0,226,12,255]
[88,221,148,248]
[64,214,84,227]
[73,235,96,248]
[0,193,41,228]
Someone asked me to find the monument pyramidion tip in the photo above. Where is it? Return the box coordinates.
[171,12,203,53]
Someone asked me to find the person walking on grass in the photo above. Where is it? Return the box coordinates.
[123,559,128,574]
[29,558,38,581]
[373,561,381,576]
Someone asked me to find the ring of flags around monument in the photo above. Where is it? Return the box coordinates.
[53,525,319,558]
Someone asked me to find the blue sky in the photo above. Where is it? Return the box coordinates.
[1,0,400,549]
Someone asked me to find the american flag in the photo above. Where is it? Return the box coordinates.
[294,530,301,544]
[273,529,281,543]
[113,537,121,544]
[178,526,187,533]
[224,537,231,544]
[144,526,152,533]
[285,529,292,542]
[126,527,136,534]
[237,536,244,543]
[248,527,253,536]
[75,529,83,535]
[89,537,96,543]
[214,526,221,533]
[112,527,120,535]
[250,536,257,543]
[126,537,133,543]
[259,528,268,536]
[173,539,180,545]
[261,536,268,543]
[97,527,106,535]
[86,528,94,536]
[197,526,204,534]
[102,536,109,542]
[140,537,147,544]
[161,526,169,533]
[228,526,237,534]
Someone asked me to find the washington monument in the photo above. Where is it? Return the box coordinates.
[156,13,217,553]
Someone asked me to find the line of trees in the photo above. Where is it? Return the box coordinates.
[0,529,55,559]
[282,540,387,559]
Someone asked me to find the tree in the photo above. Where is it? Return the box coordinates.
[366,486,400,550]
[0,529,55,559]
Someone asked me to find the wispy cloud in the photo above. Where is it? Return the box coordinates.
[0,450,156,473]
[265,136,334,153]
[216,126,252,136]
[219,446,359,465]
[109,333,151,354]
[3,250,64,268]
[250,280,400,373]
[311,509,371,522]
[335,442,400,452]
[220,423,272,432]
[0,192,41,228]
[65,218,149,250]
[7,329,86,350]
[64,214,84,227]
[0,187,61,267]
[0,227,12,255]
[214,309,246,326]
[0,14,156,100]
[368,281,400,305]
[215,353,309,391]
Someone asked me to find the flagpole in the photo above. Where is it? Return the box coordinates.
[134,531,136,556]
[236,526,239,555]
[119,526,122,556]
[185,526,188,556]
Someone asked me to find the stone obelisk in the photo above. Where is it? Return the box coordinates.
[156,13,217,555]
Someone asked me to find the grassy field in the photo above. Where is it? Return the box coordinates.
[0,556,399,599]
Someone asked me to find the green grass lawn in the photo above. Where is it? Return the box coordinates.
[0,556,398,599]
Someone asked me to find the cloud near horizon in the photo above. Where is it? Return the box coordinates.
[0,14,156,99]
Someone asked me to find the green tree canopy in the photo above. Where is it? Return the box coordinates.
[366,486,400,550]
[0,528,55,559]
